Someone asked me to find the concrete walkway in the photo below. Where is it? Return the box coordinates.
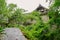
[1,28,27,40]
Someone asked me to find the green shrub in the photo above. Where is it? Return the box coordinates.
[0,0,60,40]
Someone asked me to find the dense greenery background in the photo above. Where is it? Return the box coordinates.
[0,0,60,40]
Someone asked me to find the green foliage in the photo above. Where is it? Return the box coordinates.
[0,0,60,40]
[48,0,60,26]
[0,26,4,33]
[0,0,23,31]
[47,0,60,40]
[21,0,60,40]
[53,0,60,7]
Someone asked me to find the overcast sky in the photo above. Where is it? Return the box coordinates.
[6,0,50,13]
